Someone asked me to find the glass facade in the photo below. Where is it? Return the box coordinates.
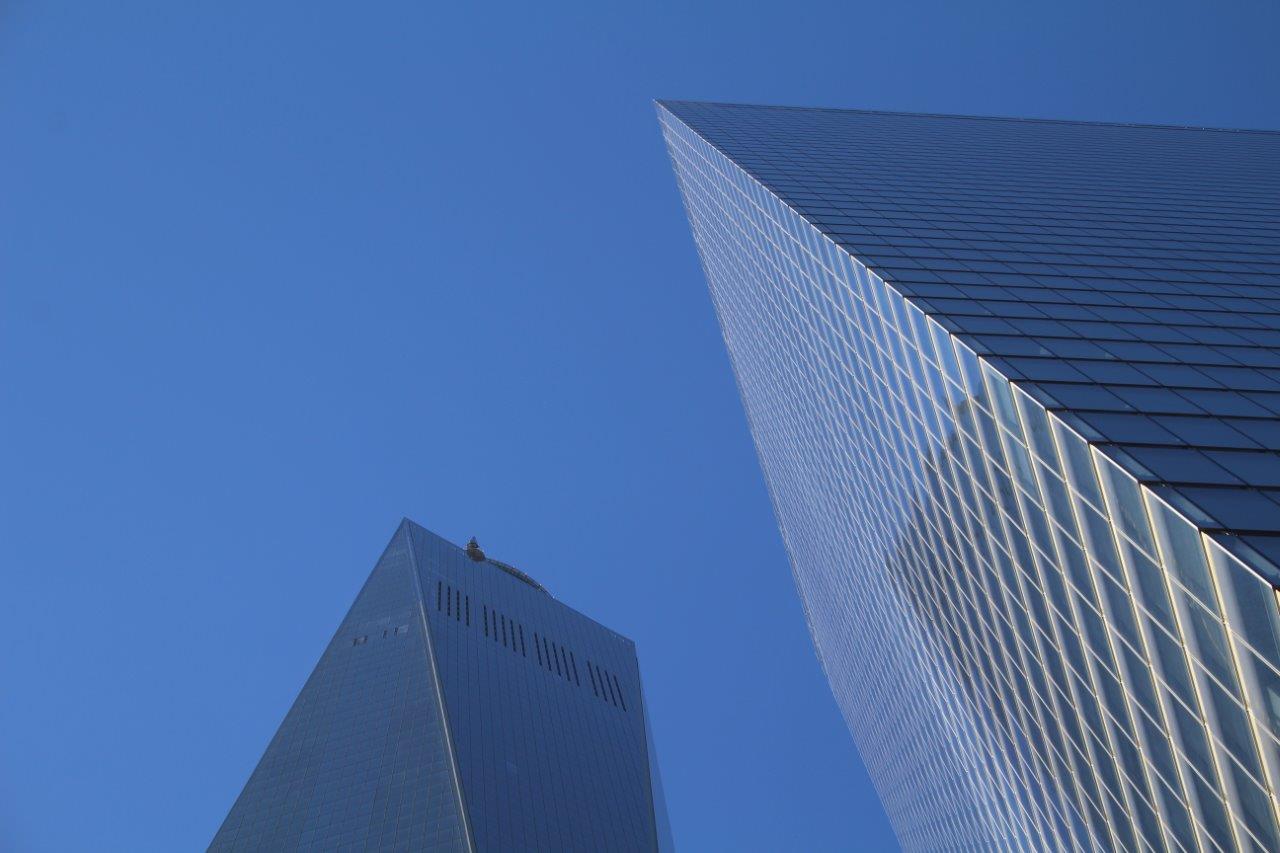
[211,520,672,852]
[660,101,1280,852]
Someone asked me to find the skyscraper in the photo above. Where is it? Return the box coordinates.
[211,520,672,852]
[660,101,1280,852]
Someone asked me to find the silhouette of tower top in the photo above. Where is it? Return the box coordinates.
[211,519,672,851]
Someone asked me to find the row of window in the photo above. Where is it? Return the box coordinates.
[434,580,627,712]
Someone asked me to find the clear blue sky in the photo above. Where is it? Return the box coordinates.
[2,2,1277,850]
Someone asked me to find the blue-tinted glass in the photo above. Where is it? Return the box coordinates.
[211,523,468,852]
[1094,452,1157,554]
[212,521,669,851]
[1206,452,1280,489]
[1179,487,1280,532]
[660,100,1280,850]
[1125,447,1240,486]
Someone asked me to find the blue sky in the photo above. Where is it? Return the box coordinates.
[2,1,1277,850]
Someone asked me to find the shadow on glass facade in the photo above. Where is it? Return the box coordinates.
[211,520,673,852]
[660,100,1280,852]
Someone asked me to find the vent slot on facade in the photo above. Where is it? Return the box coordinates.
[429,574,625,712]
[611,672,627,711]
[588,661,623,708]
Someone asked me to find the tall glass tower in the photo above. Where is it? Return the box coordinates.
[211,520,672,852]
[660,101,1280,852]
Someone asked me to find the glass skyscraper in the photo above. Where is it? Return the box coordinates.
[211,519,672,851]
[660,101,1280,852]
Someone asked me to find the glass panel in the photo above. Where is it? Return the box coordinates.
[1095,451,1158,555]
[1014,386,1059,466]
[1054,420,1105,509]
[1207,539,1280,739]
[1147,497,1220,613]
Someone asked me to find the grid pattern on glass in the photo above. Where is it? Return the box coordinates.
[407,524,669,853]
[660,101,1280,852]
[210,523,469,852]
[660,100,1280,576]
[212,521,672,852]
